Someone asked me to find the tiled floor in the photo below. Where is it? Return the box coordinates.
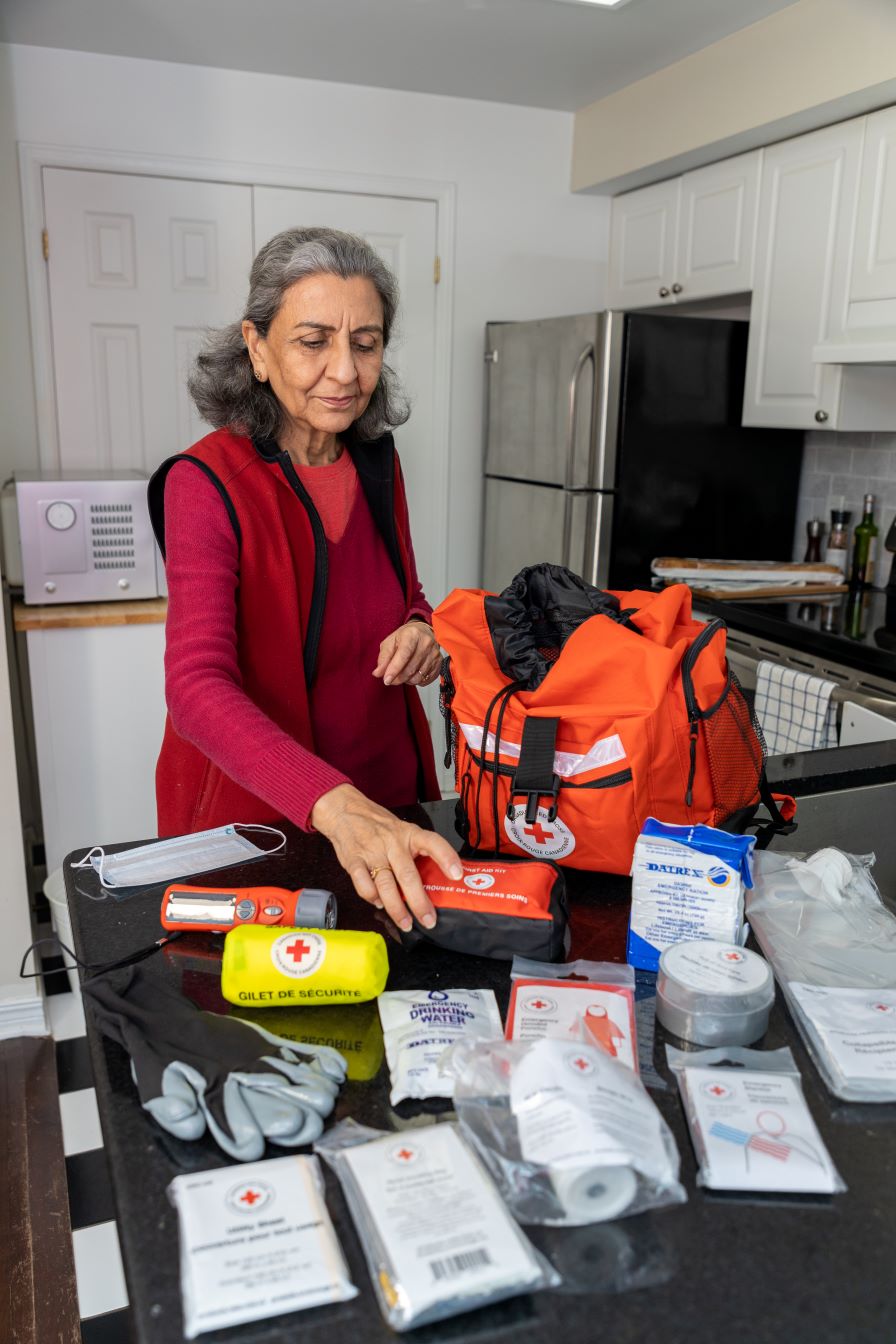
[44,953,133,1343]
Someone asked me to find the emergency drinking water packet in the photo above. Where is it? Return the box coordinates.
[72,823,286,890]
[628,818,756,972]
[667,1045,845,1195]
[444,1034,685,1226]
[314,1119,559,1331]
[507,956,637,1070]
[377,988,503,1106]
[168,1154,357,1338]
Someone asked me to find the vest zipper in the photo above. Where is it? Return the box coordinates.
[681,618,726,805]
[275,452,329,687]
[439,656,456,768]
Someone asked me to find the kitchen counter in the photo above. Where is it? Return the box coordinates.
[64,794,896,1344]
[696,587,896,682]
[13,596,167,631]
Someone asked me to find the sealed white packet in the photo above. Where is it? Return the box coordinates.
[168,1154,357,1338]
[377,988,503,1105]
[667,1045,845,1195]
[315,1119,558,1331]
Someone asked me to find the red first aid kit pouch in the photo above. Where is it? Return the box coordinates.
[402,856,569,962]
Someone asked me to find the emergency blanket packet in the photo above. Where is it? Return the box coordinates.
[628,818,756,972]
[403,855,569,962]
[443,1034,685,1227]
[168,1154,356,1339]
[667,1045,845,1196]
[507,956,638,1073]
[314,1119,558,1331]
[377,988,503,1106]
[748,848,896,1102]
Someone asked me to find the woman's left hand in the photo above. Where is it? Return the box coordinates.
[373,620,441,687]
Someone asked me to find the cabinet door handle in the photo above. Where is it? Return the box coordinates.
[671,283,683,295]
[658,286,670,298]
[815,409,829,424]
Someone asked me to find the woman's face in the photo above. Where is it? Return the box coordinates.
[244,273,385,438]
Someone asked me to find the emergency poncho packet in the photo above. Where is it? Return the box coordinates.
[314,1119,559,1331]
[443,1034,685,1226]
[168,1154,357,1338]
[377,988,503,1106]
[667,1045,845,1195]
[507,956,637,1070]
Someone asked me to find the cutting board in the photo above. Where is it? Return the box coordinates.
[687,582,849,601]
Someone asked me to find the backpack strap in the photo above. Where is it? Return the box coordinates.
[752,772,798,850]
[509,716,561,824]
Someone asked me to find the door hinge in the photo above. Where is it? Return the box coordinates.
[41,229,49,261]
[433,256,440,285]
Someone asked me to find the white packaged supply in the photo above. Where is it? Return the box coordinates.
[748,848,896,1101]
[168,1155,357,1339]
[314,1119,558,1331]
[377,988,503,1106]
[507,956,637,1070]
[667,1045,845,1196]
[656,941,774,1046]
[443,1034,685,1226]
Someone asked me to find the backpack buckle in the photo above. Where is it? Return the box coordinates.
[507,716,562,825]
[507,773,562,825]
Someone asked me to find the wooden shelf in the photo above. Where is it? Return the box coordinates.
[13,597,167,631]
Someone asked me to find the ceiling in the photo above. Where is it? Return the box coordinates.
[0,0,799,113]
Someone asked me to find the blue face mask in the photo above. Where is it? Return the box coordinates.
[72,823,287,890]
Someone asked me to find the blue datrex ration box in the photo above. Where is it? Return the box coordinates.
[627,818,756,973]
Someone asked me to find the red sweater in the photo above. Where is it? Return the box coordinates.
[163,448,432,830]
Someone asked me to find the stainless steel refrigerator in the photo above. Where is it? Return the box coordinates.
[482,311,804,593]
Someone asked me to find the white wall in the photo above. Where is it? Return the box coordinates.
[2,42,610,594]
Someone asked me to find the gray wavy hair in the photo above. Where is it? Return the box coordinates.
[188,226,409,443]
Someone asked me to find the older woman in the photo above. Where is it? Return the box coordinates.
[148,227,461,930]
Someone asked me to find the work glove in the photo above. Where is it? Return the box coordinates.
[83,965,347,1162]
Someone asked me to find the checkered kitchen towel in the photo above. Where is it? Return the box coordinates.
[754,660,838,755]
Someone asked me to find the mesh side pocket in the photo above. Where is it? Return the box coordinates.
[701,671,767,826]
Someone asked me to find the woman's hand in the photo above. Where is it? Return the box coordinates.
[373,620,441,687]
[309,784,462,931]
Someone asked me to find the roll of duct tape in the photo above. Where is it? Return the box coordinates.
[295,889,337,929]
[551,1164,638,1223]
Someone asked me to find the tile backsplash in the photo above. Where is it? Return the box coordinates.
[793,431,896,586]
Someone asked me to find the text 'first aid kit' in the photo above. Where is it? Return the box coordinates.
[404,856,568,961]
[220,925,389,1006]
[435,565,793,876]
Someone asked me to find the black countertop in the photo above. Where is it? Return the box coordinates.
[696,587,896,681]
[65,798,896,1344]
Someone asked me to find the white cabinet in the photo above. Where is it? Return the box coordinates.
[607,151,760,308]
[26,615,166,872]
[607,179,680,309]
[742,120,862,430]
[815,105,896,360]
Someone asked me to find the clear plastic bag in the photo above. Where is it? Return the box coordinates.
[314,1118,559,1331]
[668,1044,846,1195]
[441,1030,685,1226]
[748,848,896,1101]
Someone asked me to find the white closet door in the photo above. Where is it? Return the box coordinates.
[253,188,446,779]
[44,168,253,473]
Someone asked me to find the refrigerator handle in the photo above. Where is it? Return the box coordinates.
[564,344,595,491]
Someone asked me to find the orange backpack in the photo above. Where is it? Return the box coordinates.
[433,565,794,875]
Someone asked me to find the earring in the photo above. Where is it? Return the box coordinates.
[254,369,266,383]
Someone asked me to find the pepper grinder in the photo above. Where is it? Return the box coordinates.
[804,518,823,564]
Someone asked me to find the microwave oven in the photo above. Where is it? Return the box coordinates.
[2,470,164,605]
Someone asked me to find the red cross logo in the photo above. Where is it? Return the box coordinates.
[724,952,743,962]
[396,1148,414,1161]
[572,1057,589,1071]
[530,999,549,1010]
[286,938,312,963]
[239,1189,261,1206]
[466,873,492,889]
[709,1085,727,1097]
[872,1003,892,1013]
[524,822,554,845]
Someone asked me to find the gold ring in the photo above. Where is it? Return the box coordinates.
[369,866,390,880]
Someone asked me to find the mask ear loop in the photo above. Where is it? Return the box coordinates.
[19,931,184,981]
[71,845,120,888]
[233,824,287,856]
